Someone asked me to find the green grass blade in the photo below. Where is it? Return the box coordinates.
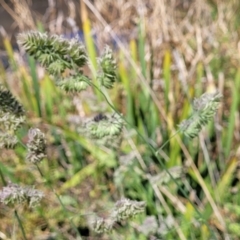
[196,62,204,97]
[138,21,147,79]
[224,69,240,157]
[215,156,238,203]
[163,50,171,111]
[118,50,135,126]
[41,75,54,121]
[27,55,42,117]
[81,2,97,71]
[3,37,17,71]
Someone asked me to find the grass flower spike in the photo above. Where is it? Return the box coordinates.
[89,198,146,234]
[91,217,114,234]
[0,112,25,132]
[0,85,25,148]
[98,46,117,89]
[57,74,90,92]
[179,92,222,138]
[18,31,92,93]
[0,131,18,149]
[86,113,124,139]
[0,85,25,117]
[111,198,146,221]
[17,31,87,73]
[26,128,47,164]
[0,183,44,208]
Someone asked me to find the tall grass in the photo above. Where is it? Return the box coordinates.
[0,0,240,239]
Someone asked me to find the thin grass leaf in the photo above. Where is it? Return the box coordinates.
[27,55,42,117]
[215,157,238,203]
[224,70,240,157]
[138,21,147,79]
[163,50,171,111]
[3,37,18,71]
[196,62,204,97]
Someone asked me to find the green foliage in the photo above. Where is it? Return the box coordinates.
[1,4,240,238]
[0,30,142,239]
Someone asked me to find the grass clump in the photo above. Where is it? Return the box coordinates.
[0,29,224,239]
[1,1,239,235]
[0,31,146,239]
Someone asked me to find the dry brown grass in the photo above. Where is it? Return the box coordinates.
[87,0,240,83]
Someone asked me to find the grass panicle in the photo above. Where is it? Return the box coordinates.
[179,92,222,138]
[111,198,146,221]
[0,111,25,132]
[0,183,44,208]
[85,113,124,139]
[0,131,18,149]
[0,85,25,117]
[56,74,91,92]
[26,128,47,164]
[91,217,115,234]
[0,85,25,148]
[18,31,87,70]
[90,198,146,234]
[97,46,117,89]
